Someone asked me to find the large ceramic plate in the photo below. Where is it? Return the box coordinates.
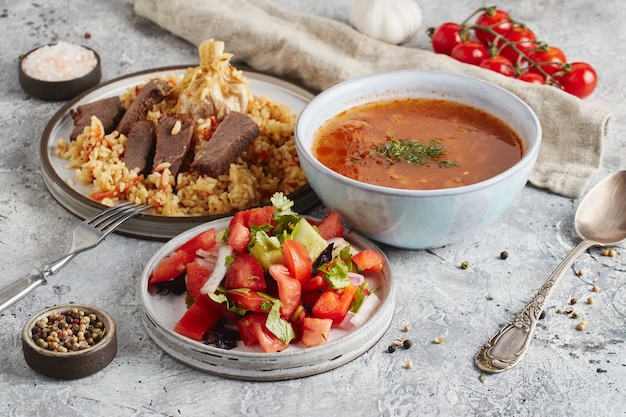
[140,217,395,381]
[40,66,319,241]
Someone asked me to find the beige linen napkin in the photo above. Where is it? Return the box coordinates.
[131,0,610,198]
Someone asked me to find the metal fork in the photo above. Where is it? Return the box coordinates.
[0,202,149,313]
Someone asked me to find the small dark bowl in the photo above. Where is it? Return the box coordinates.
[22,304,117,379]
[18,44,102,101]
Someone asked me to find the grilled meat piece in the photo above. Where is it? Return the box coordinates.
[69,96,125,141]
[123,120,156,175]
[191,111,260,177]
[116,79,172,136]
[153,114,195,177]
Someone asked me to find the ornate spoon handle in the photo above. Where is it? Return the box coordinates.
[475,239,598,373]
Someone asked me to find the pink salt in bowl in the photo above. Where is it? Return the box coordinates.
[19,42,101,101]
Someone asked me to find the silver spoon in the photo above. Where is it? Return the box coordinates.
[475,170,626,373]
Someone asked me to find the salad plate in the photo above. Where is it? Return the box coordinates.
[39,66,319,241]
[140,217,395,381]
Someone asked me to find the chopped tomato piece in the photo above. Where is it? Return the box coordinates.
[227,289,271,313]
[173,297,221,341]
[177,228,216,255]
[301,290,323,309]
[236,314,259,346]
[247,206,274,227]
[352,249,385,272]
[228,206,274,228]
[237,313,288,352]
[224,253,266,290]
[311,291,342,320]
[186,261,213,301]
[253,323,289,353]
[301,272,328,292]
[316,211,344,240]
[312,284,359,324]
[227,221,251,252]
[150,250,195,284]
[229,210,251,228]
[269,264,301,319]
[282,239,312,284]
[301,317,333,347]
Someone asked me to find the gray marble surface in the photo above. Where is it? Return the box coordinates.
[1,0,625,416]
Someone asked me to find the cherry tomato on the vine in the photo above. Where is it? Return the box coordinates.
[430,22,463,55]
[474,9,513,47]
[555,62,598,98]
[450,41,488,66]
[529,46,567,76]
[517,72,545,84]
[498,26,537,64]
[429,7,598,99]
[479,55,515,77]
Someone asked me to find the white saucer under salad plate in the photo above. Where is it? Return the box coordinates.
[140,217,395,381]
[39,66,320,241]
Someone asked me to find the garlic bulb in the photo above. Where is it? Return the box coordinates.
[349,0,423,44]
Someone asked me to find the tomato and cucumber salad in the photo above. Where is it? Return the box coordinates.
[148,193,386,353]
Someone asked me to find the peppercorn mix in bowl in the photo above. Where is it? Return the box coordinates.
[21,304,117,379]
[295,70,541,249]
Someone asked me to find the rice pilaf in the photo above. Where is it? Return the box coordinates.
[54,74,307,216]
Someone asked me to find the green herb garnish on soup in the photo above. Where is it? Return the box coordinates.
[367,136,457,168]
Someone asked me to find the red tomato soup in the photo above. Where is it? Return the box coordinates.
[312,98,524,190]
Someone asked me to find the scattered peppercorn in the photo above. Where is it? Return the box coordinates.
[556,308,564,314]
[576,321,587,331]
[387,345,396,353]
[403,324,411,332]
[570,297,577,305]
[577,269,585,276]
[539,310,546,320]
[565,307,573,314]
[587,297,595,305]
[403,339,413,349]
[571,311,580,319]
[405,361,414,369]
[461,261,469,269]
[84,32,91,39]
[592,285,600,293]
[433,337,444,344]
[500,251,509,260]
